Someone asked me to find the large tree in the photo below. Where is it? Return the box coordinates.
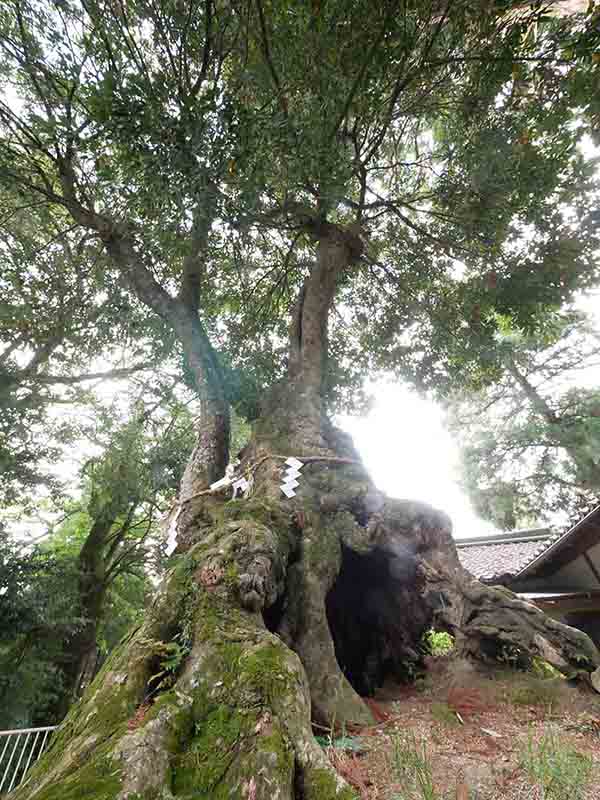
[2,1,600,797]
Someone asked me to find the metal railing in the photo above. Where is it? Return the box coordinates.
[0,726,56,795]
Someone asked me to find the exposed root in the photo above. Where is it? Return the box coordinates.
[430,567,600,677]
[13,500,356,800]
[327,749,371,800]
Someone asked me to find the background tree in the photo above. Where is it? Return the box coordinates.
[1,373,194,724]
[448,310,600,529]
[0,522,150,730]
[0,525,82,729]
[1,1,600,798]
[47,397,187,716]
[0,533,87,732]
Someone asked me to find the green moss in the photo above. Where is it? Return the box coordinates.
[224,561,239,588]
[96,685,138,730]
[194,592,245,643]
[171,629,297,796]
[172,703,253,796]
[21,740,123,800]
[188,495,289,536]
[200,642,244,706]
[241,642,294,703]
[307,518,343,567]
[165,553,202,622]
[260,726,294,781]
[490,584,517,600]
[140,691,194,753]
[221,499,293,547]
[40,680,134,770]
[304,766,358,799]
[16,498,305,800]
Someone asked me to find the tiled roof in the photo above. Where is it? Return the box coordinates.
[456,506,600,583]
[456,533,558,582]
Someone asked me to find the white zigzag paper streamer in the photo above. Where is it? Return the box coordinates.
[280,458,304,498]
[165,505,183,556]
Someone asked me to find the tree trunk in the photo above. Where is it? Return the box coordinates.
[47,516,112,721]
[12,406,600,800]
[53,585,104,721]
[12,224,600,797]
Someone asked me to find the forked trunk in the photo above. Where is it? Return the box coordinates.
[12,403,600,800]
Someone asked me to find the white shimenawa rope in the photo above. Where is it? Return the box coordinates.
[163,454,362,555]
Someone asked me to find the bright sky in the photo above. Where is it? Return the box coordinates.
[342,132,600,540]
[339,385,497,540]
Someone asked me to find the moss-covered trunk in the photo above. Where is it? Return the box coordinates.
[13,400,600,800]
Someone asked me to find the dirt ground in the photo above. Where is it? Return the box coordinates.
[322,658,600,800]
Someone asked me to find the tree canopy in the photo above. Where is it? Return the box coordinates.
[1,0,598,493]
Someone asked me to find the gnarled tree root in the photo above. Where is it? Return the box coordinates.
[12,503,355,800]
[435,571,600,676]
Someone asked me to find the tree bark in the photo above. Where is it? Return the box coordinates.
[48,508,118,720]
[99,228,230,489]
[289,224,363,393]
[285,224,363,452]
[13,414,599,800]
[57,165,230,488]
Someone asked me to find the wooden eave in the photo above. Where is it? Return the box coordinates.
[514,505,600,581]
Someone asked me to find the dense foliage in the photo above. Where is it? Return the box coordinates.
[0,0,598,431]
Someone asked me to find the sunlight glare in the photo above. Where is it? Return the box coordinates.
[339,382,497,539]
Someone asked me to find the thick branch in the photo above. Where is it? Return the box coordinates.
[35,364,153,386]
[177,182,217,312]
[102,229,230,486]
[57,160,230,484]
[505,355,559,425]
[288,224,362,394]
[0,333,64,399]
